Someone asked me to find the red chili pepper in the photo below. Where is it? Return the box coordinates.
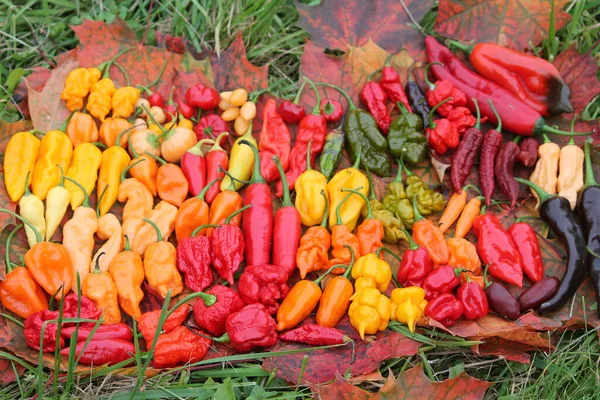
[194,114,230,142]
[451,99,483,193]
[180,139,213,196]
[447,106,476,135]
[61,339,135,366]
[272,156,302,277]
[276,78,327,197]
[517,137,540,167]
[258,98,292,183]
[223,303,278,352]
[320,99,344,123]
[176,224,216,292]
[359,81,391,134]
[473,213,523,287]
[425,98,459,155]
[164,87,178,122]
[240,141,273,265]
[148,92,165,108]
[204,132,229,204]
[62,293,103,327]
[279,324,350,346]
[508,222,544,283]
[479,101,504,206]
[457,276,489,320]
[380,54,412,112]
[186,83,220,110]
[424,293,463,327]
[24,310,64,352]
[495,140,520,208]
[210,206,248,284]
[397,229,433,288]
[422,265,462,300]
[237,264,289,315]
[61,323,133,342]
[177,100,196,120]
[138,304,192,344]
[279,81,307,124]
[423,62,467,117]
[193,285,246,336]
[153,326,212,368]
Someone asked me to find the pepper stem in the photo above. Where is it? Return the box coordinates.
[365,166,377,200]
[335,187,363,226]
[186,139,215,156]
[376,246,401,263]
[239,139,265,184]
[584,138,598,188]
[208,132,229,153]
[144,152,167,166]
[142,218,163,242]
[514,177,553,204]
[197,178,221,201]
[0,209,42,244]
[319,190,329,228]
[541,124,591,136]
[293,81,307,105]
[23,171,32,197]
[314,264,342,286]
[316,83,356,110]
[5,224,23,273]
[412,197,424,222]
[568,115,577,145]
[352,144,362,170]
[58,110,77,132]
[398,155,414,177]
[487,99,502,132]
[64,177,90,208]
[305,140,313,171]
[117,124,144,149]
[400,228,418,250]
[120,158,145,182]
[142,104,168,135]
[427,97,453,129]
[113,62,131,86]
[341,188,372,219]
[96,184,109,218]
[92,252,105,273]
[446,40,472,54]
[56,165,65,187]
[124,235,131,251]
[191,224,221,237]
[462,184,481,195]
[303,77,321,115]
[136,59,168,93]
[423,62,443,90]
[472,98,481,129]
[274,156,292,207]
[225,204,251,225]
[341,245,356,279]
[483,263,492,289]
[393,160,404,183]
[398,102,410,119]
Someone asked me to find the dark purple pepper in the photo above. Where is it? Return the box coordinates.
[405,65,430,127]
[518,276,560,311]
[517,137,539,167]
[494,141,520,208]
[484,266,521,320]
[451,127,483,193]
[479,130,503,206]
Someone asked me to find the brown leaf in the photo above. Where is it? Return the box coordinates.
[0,357,25,385]
[435,0,571,51]
[315,373,374,400]
[473,338,536,364]
[553,45,600,115]
[380,364,491,399]
[296,0,434,60]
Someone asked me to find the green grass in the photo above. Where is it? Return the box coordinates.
[1,0,600,398]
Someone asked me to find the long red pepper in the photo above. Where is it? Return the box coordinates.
[508,222,543,283]
[259,98,292,183]
[360,79,391,134]
[181,139,214,196]
[272,156,302,277]
[380,53,412,112]
[241,140,273,265]
[204,132,229,204]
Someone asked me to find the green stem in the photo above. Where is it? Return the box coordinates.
[483,264,492,289]
[462,184,481,195]
[319,190,329,228]
[423,62,443,90]
[113,62,131,86]
[5,224,23,273]
[225,204,251,225]
[303,77,321,115]
[428,97,453,129]
[392,160,403,183]
[316,83,356,110]
[376,246,401,263]
[400,228,418,251]
[314,264,341,286]
[92,252,105,273]
[142,218,163,242]
[365,166,377,200]
[584,138,598,188]
[274,156,292,207]
[542,134,551,144]
[23,172,32,197]
[341,188,372,219]
[91,142,108,150]
[487,99,502,132]
[58,110,77,132]
[144,152,167,166]
[124,235,130,251]
[64,177,90,208]
[412,197,424,222]
[398,102,410,119]
[513,136,522,144]
[191,224,220,237]
[398,155,414,177]
[197,178,221,201]
[0,209,42,243]
[335,187,363,226]
[116,124,143,149]
[96,184,109,218]
[186,139,214,156]
[305,140,313,171]
[472,98,481,129]
[98,48,131,77]
[239,140,265,184]
[514,177,553,204]
[56,165,65,187]
[292,81,307,104]
[120,159,144,182]
[341,245,356,279]
[136,59,168,93]
[352,143,362,170]
[208,132,229,153]
[142,105,167,135]
[447,40,472,54]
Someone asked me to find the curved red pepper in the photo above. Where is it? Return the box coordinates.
[177,100,196,120]
[359,81,391,134]
[397,230,432,287]
[259,98,292,183]
[61,339,135,366]
[380,55,412,112]
[237,265,289,315]
[181,139,213,196]
[204,132,229,204]
[508,222,543,283]
[424,293,463,327]
[457,278,489,320]
[422,265,462,301]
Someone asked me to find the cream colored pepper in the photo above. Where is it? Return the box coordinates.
[558,137,584,209]
[529,135,560,209]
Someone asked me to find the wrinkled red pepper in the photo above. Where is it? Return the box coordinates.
[193,285,246,336]
[447,106,476,135]
[224,303,278,352]
[153,326,212,368]
[138,304,190,344]
[426,97,459,155]
[24,310,64,352]
[424,63,467,117]
[194,114,230,142]
[210,206,247,284]
[279,324,350,345]
[186,83,220,110]
[258,98,292,183]
[360,81,391,133]
[424,293,464,326]
[176,232,214,292]
[237,264,289,315]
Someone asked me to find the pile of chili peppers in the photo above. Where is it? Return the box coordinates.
[1,34,594,370]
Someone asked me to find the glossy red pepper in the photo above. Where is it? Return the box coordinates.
[380,54,412,112]
[279,81,307,124]
[422,265,462,300]
[320,99,344,123]
[204,132,229,204]
[61,339,135,366]
[148,92,165,108]
[424,293,463,327]
[61,323,133,342]
[359,81,391,133]
[457,276,489,320]
[180,139,213,196]
[397,230,433,287]
[177,100,196,120]
[194,114,230,142]
[473,213,523,287]
[508,222,544,283]
[186,83,220,110]
[259,98,292,183]
[241,141,273,265]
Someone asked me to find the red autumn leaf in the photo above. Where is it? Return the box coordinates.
[296,0,434,59]
[473,338,537,364]
[379,364,491,399]
[553,45,600,115]
[0,357,24,385]
[172,52,214,102]
[209,31,269,92]
[435,0,571,51]
[315,373,374,400]
[262,317,421,385]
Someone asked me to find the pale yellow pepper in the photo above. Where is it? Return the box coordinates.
[558,138,584,210]
[529,135,560,209]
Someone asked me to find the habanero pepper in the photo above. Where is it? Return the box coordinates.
[352,248,393,293]
[516,178,587,314]
[65,111,99,146]
[425,97,459,155]
[424,293,463,327]
[175,179,219,242]
[296,190,331,279]
[146,153,188,208]
[259,98,292,183]
[423,62,467,117]
[210,206,249,284]
[447,237,483,286]
[221,303,278,352]
[390,286,427,333]
[342,188,384,257]
[411,198,449,265]
[421,265,462,301]
[320,99,344,123]
[457,275,488,320]
[185,82,220,110]
[397,229,432,288]
[360,78,391,134]
[237,264,289,315]
[194,114,229,142]
[451,99,483,194]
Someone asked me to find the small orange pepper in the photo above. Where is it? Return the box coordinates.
[109,236,145,320]
[131,201,178,255]
[342,188,384,258]
[175,179,220,242]
[327,191,361,273]
[142,219,183,298]
[146,153,188,207]
[316,249,355,328]
[206,183,243,236]
[99,117,132,147]
[66,111,99,146]
[411,199,449,265]
[83,253,121,324]
[454,196,483,239]
[296,190,331,279]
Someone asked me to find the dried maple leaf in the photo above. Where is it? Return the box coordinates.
[435,0,571,51]
[296,0,434,59]
[379,364,491,399]
[0,358,24,385]
[473,338,537,363]
[553,45,600,115]
[315,373,374,400]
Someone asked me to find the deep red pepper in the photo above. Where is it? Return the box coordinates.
[272,156,302,277]
[276,78,327,197]
[62,293,103,327]
[279,324,351,345]
[223,303,278,352]
[483,265,521,320]
[240,141,273,265]
[24,310,63,352]
[380,54,412,112]
[518,276,560,311]
[425,98,459,155]
[397,229,433,287]
[517,137,539,167]
[473,213,523,287]
[176,226,215,292]
[186,83,220,110]
[138,304,192,344]
[61,339,135,365]
[259,98,292,183]
[61,323,133,342]
[495,140,520,208]
[320,99,344,123]
[451,99,483,194]
[204,132,229,204]
[424,293,463,326]
[479,101,504,206]
[360,81,391,134]
[279,81,307,124]
[457,277,489,320]
[180,139,213,196]
[237,264,289,315]
[193,285,246,336]
[508,222,544,283]
[447,106,476,135]
[148,92,165,108]
[422,265,462,300]
[210,206,248,284]
[423,62,467,117]
[177,100,196,120]
[194,114,230,142]
[153,326,212,368]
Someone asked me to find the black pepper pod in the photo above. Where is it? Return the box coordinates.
[516,177,587,314]
[405,64,430,128]
[451,98,483,193]
[576,138,600,317]
[483,265,521,320]
[518,276,560,311]
[494,138,520,208]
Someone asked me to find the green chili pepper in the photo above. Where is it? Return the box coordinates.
[363,167,406,244]
[319,122,345,180]
[387,102,427,164]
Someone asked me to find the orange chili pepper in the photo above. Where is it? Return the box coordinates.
[447,237,483,287]
[454,196,483,239]
[109,236,145,320]
[66,111,99,146]
[83,253,121,324]
[328,191,361,274]
[146,152,188,207]
[118,176,154,222]
[342,188,384,258]
[99,117,132,147]
[316,248,355,327]
[411,199,449,265]
[296,190,331,279]
[206,182,243,236]
[438,189,468,234]
[90,213,123,273]
[126,132,158,196]
[175,179,220,242]
[131,201,178,255]
[142,219,183,298]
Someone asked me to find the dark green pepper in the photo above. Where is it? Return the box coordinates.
[387,102,426,164]
[363,168,406,244]
[318,83,392,177]
[319,122,345,180]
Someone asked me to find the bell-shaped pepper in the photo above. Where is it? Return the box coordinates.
[222,303,278,352]
[446,237,482,286]
[457,276,489,320]
[390,286,428,332]
[295,141,329,227]
[348,287,391,339]
[327,153,369,231]
[88,78,116,121]
[66,111,99,146]
[176,223,216,292]
[351,251,392,293]
[398,229,433,287]
[424,293,464,327]
[422,265,463,301]
[387,103,427,164]
[99,117,132,148]
[111,86,141,118]
[61,67,101,111]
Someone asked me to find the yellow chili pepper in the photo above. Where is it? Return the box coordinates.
[389,286,427,333]
[18,173,46,248]
[558,137,584,210]
[111,87,140,118]
[64,143,102,209]
[131,201,178,255]
[88,78,116,121]
[44,166,70,241]
[295,141,328,226]
[90,213,123,273]
[220,124,257,191]
[4,131,40,202]
[348,287,391,339]
[31,129,73,201]
[327,154,369,231]
[97,146,131,216]
[351,252,392,292]
[529,135,560,209]
[60,67,101,111]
